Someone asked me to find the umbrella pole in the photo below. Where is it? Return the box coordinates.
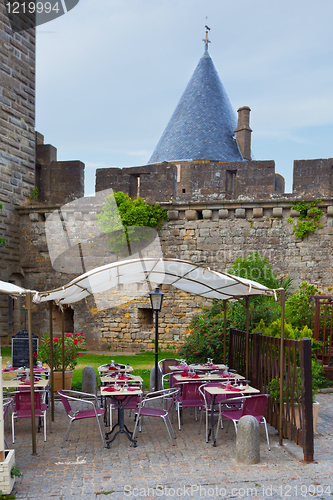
[223,300,227,365]
[154,311,159,391]
[26,291,36,455]
[279,289,285,446]
[49,301,54,421]
[245,296,250,380]
[62,310,65,389]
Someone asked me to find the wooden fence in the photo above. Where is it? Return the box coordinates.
[311,295,333,381]
[228,327,314,461]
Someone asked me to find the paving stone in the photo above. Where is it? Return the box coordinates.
[6,394,333,499]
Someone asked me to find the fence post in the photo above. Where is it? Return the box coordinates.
[301,337,314,462]
[252,331,262,390]
[228,328,234,370]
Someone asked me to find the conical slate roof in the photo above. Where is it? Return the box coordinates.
[148,47,244,164]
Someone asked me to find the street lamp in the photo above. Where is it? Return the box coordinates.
[149,286,164,391]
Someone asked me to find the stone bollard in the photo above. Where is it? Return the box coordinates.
[149,366,162,391]
[82,366,96,395]
[236,415,260,464]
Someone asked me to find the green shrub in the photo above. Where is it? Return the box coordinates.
[178,301,226,363]
[285,282,319,329]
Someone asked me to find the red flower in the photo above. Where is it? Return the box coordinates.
[66,333,71,337]
[33,352,38,357]
[53,337,59,342]
[73,339,78,345]
[78,353,81,356]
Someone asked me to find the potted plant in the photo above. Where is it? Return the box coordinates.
[37,332,85,391]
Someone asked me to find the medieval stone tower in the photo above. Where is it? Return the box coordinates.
[0,4,36,337]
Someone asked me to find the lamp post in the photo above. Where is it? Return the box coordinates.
[149,286,164,391]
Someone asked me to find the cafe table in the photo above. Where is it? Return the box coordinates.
[173,372,244,383]
[100,375,143,385]
[2,378,49,389]
[101,385,142,448]
[100,375,143,419]
[203,384,260,447]
[98,364,134,374]
[2,366,50,376]
[169,363,227,372]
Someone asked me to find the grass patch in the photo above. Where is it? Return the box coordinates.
[71,351,176,391]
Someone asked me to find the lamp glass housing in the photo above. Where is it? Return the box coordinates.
[149,286,164,312]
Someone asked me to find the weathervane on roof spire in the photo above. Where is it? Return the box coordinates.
[203,22,211,52]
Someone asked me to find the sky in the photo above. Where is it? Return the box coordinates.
[36,0,333,196]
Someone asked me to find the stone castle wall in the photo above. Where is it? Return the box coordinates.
[0,6,35,336]
[96,157,333,204]
[14,196,333,351]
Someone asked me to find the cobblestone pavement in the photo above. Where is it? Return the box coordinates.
[6,392,333,500]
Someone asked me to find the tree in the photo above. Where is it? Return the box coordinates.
[226,252,293,331]
[96,191,168,256]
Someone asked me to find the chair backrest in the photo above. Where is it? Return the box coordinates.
[158,359,180,375]
[57,390,72,415]
[15,391,42,411]
[181,382,203,405]
[141,388,179,414]
[241,394,268,418]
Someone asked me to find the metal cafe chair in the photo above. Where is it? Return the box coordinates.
[57,390,105,447]
[175,381,204,430]
[132,388,179,445]
[11,390,48,443]
[220,394,271,450]
[158,358,184,375]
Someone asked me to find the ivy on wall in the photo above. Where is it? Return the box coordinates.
[96,191,168,256]
[287,199,323,240]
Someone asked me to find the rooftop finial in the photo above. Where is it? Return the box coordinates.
[203,24,211,52]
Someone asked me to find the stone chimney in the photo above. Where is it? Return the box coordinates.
[234,106,252,160]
